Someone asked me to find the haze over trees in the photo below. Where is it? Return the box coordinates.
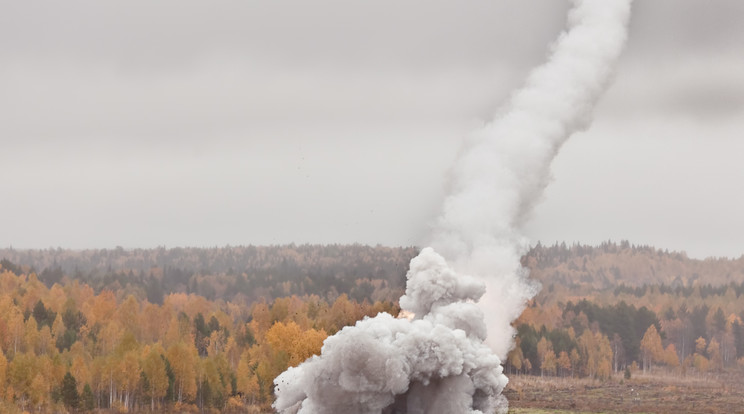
[0,244,414,306]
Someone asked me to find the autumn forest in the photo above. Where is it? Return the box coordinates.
[1,242,744,413]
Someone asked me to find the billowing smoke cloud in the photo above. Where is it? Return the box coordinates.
[275,248,508,413]
[273,0,632,412]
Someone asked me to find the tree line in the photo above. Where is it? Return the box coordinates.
[0,245,415,307]
[5,241,744,306]
[509,297,744,379]
[4,241,744,411]
[0,264,398,413]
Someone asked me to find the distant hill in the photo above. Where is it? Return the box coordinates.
[525,241,744,290]
[2,241,744,306]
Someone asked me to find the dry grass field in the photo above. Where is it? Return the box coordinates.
[505,370,744,414]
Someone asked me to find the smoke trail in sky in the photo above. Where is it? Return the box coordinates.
[273,0,632,412]
[431,0,633,359]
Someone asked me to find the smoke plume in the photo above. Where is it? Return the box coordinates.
[431,0,633,359]
[273,0,632,412]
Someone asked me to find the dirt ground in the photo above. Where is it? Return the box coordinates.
[504,371,744,414]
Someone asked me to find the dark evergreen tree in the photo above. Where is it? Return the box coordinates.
[733,320,744,359]
[208,315,220,334]
[564,299,660,364]
[81,383,95,411]
[61,372,80,410]
[0,258,22,275]
[38,265,64,287]
[517,324,540,373]
[163,355,177,403]
[56,329,77,352]
[690,305,709,341]
[62,307,87,334]
[194,313,209,356]
[32,299,56,328]
[146,277,164,304]
[547,328,577,355]
[713,308,726,333]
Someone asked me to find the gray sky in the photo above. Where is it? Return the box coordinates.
[2,0,743,259]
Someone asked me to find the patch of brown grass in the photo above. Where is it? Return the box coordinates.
[505,370,744,414]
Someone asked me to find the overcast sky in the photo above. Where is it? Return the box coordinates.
[2,0,743,259]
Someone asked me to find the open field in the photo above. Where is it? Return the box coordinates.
[505,371,744,414]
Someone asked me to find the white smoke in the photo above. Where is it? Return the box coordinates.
[273,0,632,412]
[431,0,633,359]
[275,248,507,413]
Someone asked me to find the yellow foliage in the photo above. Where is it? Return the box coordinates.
[236,349,260,401]
[0,349,6,399]
[695,337,707,354]
[85,290,117,328]
[640,325,664,371]
[166,341,198,402]
[692,354,709,372]
[292,328,326,366]
[0,264,379,410]
[557,351,572,375]
[577,330,613,379]
[541,349,557,376]
[662,344,680,368]
[226,395,244,410]
[266,321,327,367]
